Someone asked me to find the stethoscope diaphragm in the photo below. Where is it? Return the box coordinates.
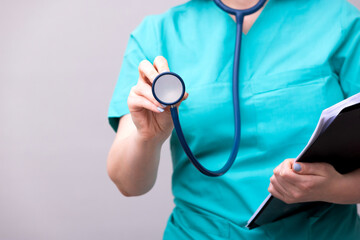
[152,72,185,106]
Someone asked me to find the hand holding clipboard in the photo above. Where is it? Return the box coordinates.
[247,92,360,229]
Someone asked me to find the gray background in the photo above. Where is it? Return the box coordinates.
[0,0,359,239]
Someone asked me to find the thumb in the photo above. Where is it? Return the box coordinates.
[293,162,330,176]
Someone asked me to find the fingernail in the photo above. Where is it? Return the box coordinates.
[293,163,301,172]
[161,104,167,108]
[157,107,164,112]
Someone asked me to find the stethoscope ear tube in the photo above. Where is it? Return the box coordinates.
[170,106,241,177]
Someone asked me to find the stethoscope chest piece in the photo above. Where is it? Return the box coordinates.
[152,72,185,106]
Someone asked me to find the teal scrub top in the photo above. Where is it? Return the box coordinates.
[108,0,360,239]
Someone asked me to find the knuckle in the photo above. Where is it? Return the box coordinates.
[306,181,314,189]
[287,158,295,164]
[302,181,314,191]
[270,176,275,183]
[292,191,302,201]
[130,85,138,94]
[127,95,134,106]
[298,182,306,191]
[138,59,150,70]
[297,184,307,194]
[282,170,292,179]
[154,55,166,63]
[268,184,274,193]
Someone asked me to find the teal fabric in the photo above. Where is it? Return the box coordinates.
[108,0,360,239]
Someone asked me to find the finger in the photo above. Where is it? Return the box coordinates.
[272,159,291,175]
[138,60,159,84]
[270,176,288,198]
[293,162,334,177]
[282,159,295,175]
[270,176,302,204]
[268,182,287,202]
[133,81,164,108]
[128,91,164,113]
[272,171,297,196]
[274,159,296,180]
[173,92,189,108]
[274,161,315,203]
[273,159,302,190]
[273,159,293,179]
[184,92,189,100]
[153,56,170,73]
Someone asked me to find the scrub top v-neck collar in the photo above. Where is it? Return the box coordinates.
[210,0,276,82]
[213,0,274,38]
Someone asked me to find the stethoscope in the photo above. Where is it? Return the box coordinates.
[152,0,267,177]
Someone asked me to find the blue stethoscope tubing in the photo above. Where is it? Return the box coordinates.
[168,0,267,177]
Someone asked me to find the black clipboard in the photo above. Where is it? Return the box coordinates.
[246,95,360,230]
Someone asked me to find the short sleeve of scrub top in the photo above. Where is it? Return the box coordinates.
[108,0,360,239]
[108,16,159,132]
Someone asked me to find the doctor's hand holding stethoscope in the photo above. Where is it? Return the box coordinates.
[107,56,188,196]
[127,56,189,143]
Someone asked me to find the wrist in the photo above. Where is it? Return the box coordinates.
[134,130,167,148]
[330,170,360,204]
[327,173,347,204]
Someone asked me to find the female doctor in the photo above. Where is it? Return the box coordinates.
[107,0,360,239]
